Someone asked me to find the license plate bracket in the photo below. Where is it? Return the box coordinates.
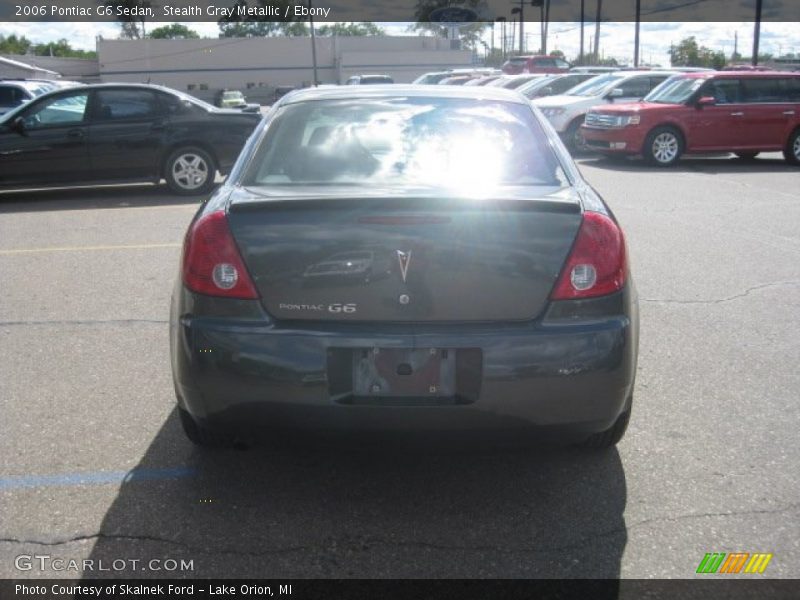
[352,348,456,398]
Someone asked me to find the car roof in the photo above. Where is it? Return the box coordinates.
[280,84,530,105]
[678,70,800,79]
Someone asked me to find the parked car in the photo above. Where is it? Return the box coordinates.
[517,73,598,99]
[170,85,638,449]
[570,66,619,74]
[462,75,503,86]
[413,69,498,85]
[0,83,262,194]
[581,71,800,166]
[0,80,56,115]
[487,73,548,90]
[438,75,479,85]
[502,55,571,75]
[532,70,676,151]
[345,74,394,85]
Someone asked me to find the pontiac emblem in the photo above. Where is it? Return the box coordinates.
[396,250,412,283]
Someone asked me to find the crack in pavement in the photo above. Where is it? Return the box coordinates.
[2,502,797,558]
[642,280,800,305]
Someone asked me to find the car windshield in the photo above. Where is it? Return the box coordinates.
[644,76,707,103]
[566,74,625,96]
[242,97,566,193]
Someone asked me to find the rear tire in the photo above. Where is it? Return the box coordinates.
[784,129,800,166]
[734,151,760,160]
[579,407,631,449]
[164,146,217,195]
[643,126,683,167]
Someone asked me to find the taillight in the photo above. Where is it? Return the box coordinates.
[551,211,626,300]
[181,211,259,299]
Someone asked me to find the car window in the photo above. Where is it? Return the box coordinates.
[535,58,557,67]
[617,77,651,98]
[22,92,89,129]
[741,78,785,103]
[648,76,670,91]
[555,59,570,69]
[779,78,800,102]
[244,97,567,189]
[0,86,24,105]
[568,74,625,96]
[94,89,159,121]
[702,79,743,104]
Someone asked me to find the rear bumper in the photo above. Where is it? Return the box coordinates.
[170,287,638,440]
[581,126,645,154]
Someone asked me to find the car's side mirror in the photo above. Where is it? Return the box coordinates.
[696,96,716,108]
[11,116,27,136]
[607,88,624,99]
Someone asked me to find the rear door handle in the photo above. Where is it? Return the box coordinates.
[783,110,796,116]
[67,129,84,139]
[730,112,744,116]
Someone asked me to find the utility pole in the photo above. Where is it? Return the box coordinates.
[308,0,318,85]
[633,0,641,67]
[593,0,603,64]
[579,0,585,64]
[752,0,762,66]
[734,30,738,59]
[511,0,527,55]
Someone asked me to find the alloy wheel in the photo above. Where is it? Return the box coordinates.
[652,132,679,164]
[172,153,210,191]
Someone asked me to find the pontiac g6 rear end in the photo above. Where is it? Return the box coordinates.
[169,86,639,449]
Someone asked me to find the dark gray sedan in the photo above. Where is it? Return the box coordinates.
[170,86,638,449]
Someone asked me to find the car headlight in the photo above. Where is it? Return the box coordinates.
[540,107,566,118]
[622,114,641,126]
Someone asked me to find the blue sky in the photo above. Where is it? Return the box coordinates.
[2,21,798,66]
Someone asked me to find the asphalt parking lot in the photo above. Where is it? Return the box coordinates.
[1,154,798,579]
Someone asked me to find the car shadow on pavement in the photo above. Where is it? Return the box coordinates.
[580,154,794,175]
[84,408,627,582]
[0,184,204,213]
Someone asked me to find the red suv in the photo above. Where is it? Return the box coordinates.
[502,55,571,75]
[581,72,800,166]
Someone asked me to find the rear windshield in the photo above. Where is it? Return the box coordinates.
[243,97,566,191]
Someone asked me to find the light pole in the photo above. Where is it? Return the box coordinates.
[633,0,641,67]
[579,0,585,64]
[752,0,762,66]
[496,17,507,60]
[511,7,523,54]
[308,0,318,85]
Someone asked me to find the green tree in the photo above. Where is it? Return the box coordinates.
[218,0,307,37]
[550,49,565,59]
[670,36,725,69]
[33,39,97,59]
[0,33,33,54]
[104,0,153,39]
[149,23,200,39]
[316,22,384,36]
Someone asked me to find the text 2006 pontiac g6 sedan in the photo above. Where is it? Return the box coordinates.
[170,86,639,449]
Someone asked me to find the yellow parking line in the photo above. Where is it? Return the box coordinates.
[0,243,182,255]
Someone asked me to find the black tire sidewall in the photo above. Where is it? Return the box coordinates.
[644,126,683,167]
[566,117,587,154]
[785,129,800,166]
[165,146,217,195]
